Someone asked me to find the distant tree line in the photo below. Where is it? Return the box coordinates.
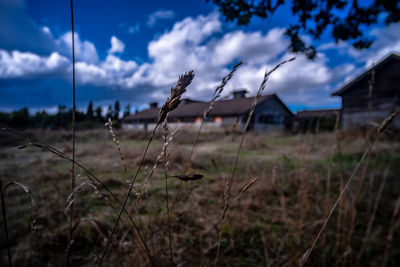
[0,100,132,129]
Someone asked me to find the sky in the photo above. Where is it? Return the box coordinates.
[0,0,399,113]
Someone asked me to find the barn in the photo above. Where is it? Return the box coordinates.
[332,53,400,129]
[122,90,293,132]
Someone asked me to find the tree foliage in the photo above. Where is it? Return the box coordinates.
[208,0,400,59]
[0,100,129,129]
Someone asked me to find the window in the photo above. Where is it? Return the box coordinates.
[214,116,222,123]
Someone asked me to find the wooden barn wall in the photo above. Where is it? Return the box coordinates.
[253,97,292,131]
[341,59,400,128]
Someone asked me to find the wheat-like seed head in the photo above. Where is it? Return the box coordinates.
[158,70,195,122]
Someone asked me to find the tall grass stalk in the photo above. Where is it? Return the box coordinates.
[214,57,295,266]
[67,0,77,264]
[98,71,194,266]
[163,116,174,264]
[342,157,370,266]
[188,61,242,165]
[382,194,400,266]
[0,126,154,264]
[0,176,12,267]
[300,108,400,266]
[356,168,389,265]
[322,111,340,266]
[105,118,154,265]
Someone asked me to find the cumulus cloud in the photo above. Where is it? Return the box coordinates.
[320,22,400,67]
[108,36,125,54]
[356,22,400,66]
[212,29,288,66]
[121,12,353,107]
[75,55,137,87]
[57,32,99,63]
[0,50,69,78]
[1,10,369,108]
[147,9,175,27]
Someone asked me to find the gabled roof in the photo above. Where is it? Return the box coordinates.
[124,94,292,122]
[332,52,400,96]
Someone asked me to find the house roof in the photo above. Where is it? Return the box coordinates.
[332,52,400,96]
[124,94,291,122]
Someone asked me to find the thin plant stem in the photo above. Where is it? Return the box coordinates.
[105,118,155,266]
[67,0,76,264]
[0,176,12,267]
[99,70,194,266]
[98,122,160,266]
[382,194,400,267]
[300,108,400,266]
[188,61,242,166]
[322,111,340,266]
[163,117,174,264]
[356,168,389,265]
[214,57,295,266]
[0,125,154,266]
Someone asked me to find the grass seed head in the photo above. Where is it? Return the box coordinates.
[176,172,203,181]
[159,70,195,122]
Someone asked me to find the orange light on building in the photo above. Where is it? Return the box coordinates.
[214,116,222,123]
[195,117,202,123]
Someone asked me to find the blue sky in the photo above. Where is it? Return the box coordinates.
[1,0,399,113]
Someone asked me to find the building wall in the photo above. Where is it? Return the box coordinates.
[123,96,293,132]
[123,121,228,133]
[341,109,400,129]
[340,59,400,129]
[253,96,292,131]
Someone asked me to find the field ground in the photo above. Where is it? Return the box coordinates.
[0,128,399,266]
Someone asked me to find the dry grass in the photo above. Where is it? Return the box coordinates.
[1,126,400,266]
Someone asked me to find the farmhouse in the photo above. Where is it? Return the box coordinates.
[332,52,400,129]
[123,90,293,132]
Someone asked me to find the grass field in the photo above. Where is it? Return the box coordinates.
[0,127,399,266]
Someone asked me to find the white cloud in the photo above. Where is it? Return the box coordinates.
[1,11,373,108]
[361,23,400,66]
[57,32,99,63]
[102,55,137,76]
[122,12,352,107]
[108,36,125,54]
[324,22,400,67]
[74,54,137,87]
[0,49,138,89]
[147,9,175,27]
[0,50,69,78]
[212,28,288,66]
